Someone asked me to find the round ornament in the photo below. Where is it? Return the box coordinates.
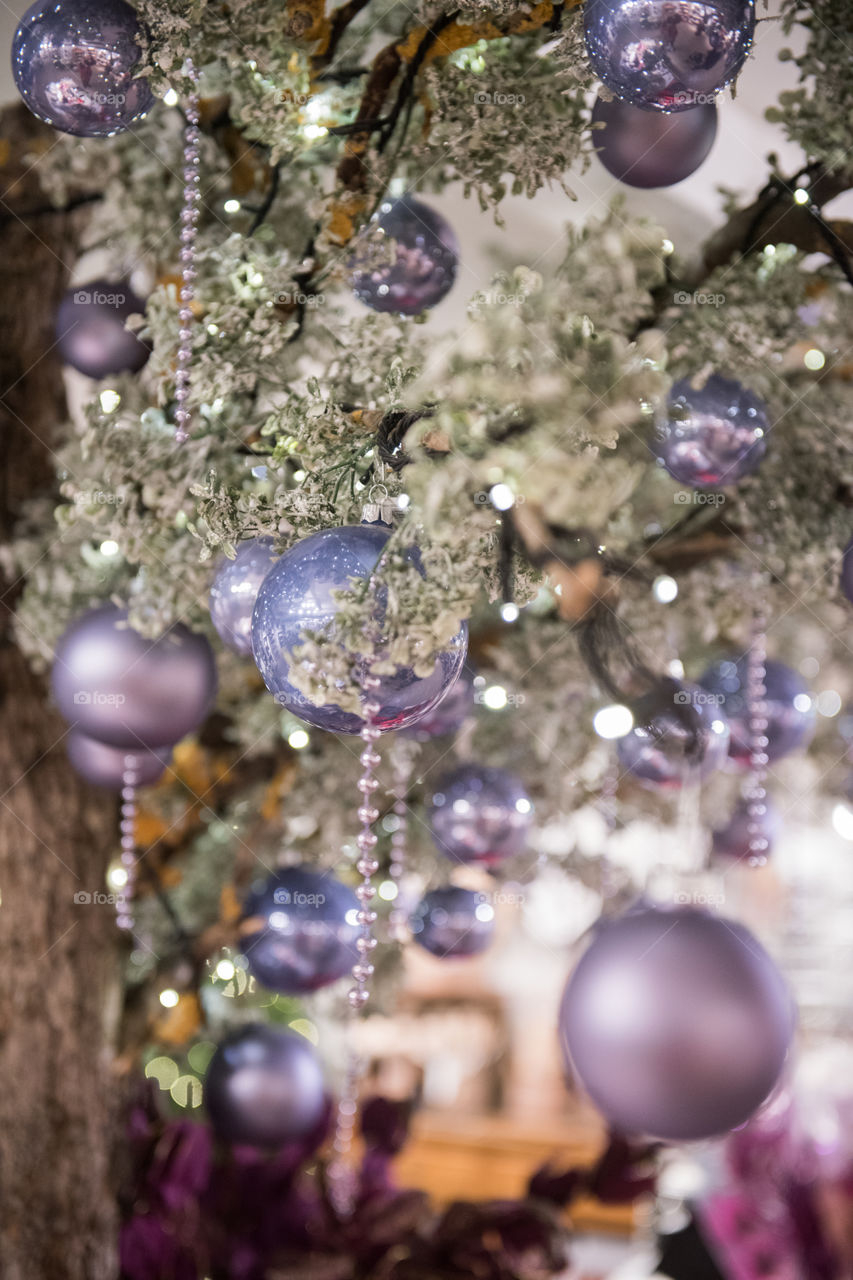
[350,195,458,316]
[652,374,769,489]
[591,95,717,187]
[559,904,795,1141]
[12,0,154,137]
[711,795,780,864]
[239,866,360,995]
[410,886,495,958]
[52,604,217,749]
[66,729,169,789]
[400,665,475,741]
[205,1023,326,1147]
[251,524,468,734]
[699,657,814,768]
[616,681,730,788]
[584,0,755,113]
[209,538,278,656]
[55,280,150,379]
[428,763,533,866]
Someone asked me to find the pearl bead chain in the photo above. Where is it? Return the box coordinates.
[174,59,201,445]
[745,623,770,866]
[116,758,139,931]
[387,741,413,941]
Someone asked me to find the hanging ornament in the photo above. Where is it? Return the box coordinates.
[251,524,467,734]
[699,657,814,768]
[584,0,755,114]
[652,374,769,489]
[410,886,495,958]
[428,763,533,866]
[66,728,169,789]
[52,604,217,749]
[591,95,717,188]
[209,538,277,656]
[55,280,150,379]
[712,795,780,864]
[559,904,795,1141]
[400,664,475,741]
[12,0,154,137]
[350,194,459,316]
[239,866,360,995]
[204,1023,326,1147]
[616,681,730,788]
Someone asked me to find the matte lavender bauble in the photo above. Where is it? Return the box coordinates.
[55,280,150,379]
[251,524,468,734]
[209,538,278,656]
[350,195,458,316]
[591,95,717,187]
[12,0,154,137]
[52,605,217,749]
[559,905,795,1141]
[699,657,814,768]
[400,665,475,741]
[616,681,730,788]
[410,886,495,958]
[239,866,359,995]
[66,729,169,789]
[205,1023,326,1147]
[428,764,533,866]
[711,796,780,864]
[584,0,754,113]
[652,374,769,489]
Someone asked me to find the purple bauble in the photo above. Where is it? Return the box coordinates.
[841,536,853,605]
[711,795,781,864]
[66,728,169,789]
[584,0,754,113]
[12,0,154,137]
[239,866,360,995]
[616,681,730,788]
[205,1023,326,1147]
[591,95,717,187]
[428,764,533,866]
[559,904,795,1141]
[52,604,217,749]
[400,665,475,741]
[251,524,468,734]
[350,195,458,316]
[55,280,150,379]
[209,538,278,656]
[652,374,769,489]
[410,886,495,958]
[699,657,814,768]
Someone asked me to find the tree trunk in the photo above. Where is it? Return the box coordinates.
[0,104,120,1279]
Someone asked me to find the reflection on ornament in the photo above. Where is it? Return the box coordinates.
[209,538,278,656]
[350,195,458,316]
[66,729,169,789]
[428,763,533,865]
[699,658,814,767]
[55,280,150,379]
[410,886,495,957]
[205,1023,326,1146]
[592,95,717,187]
[652,374,769,489]
[400,665,475,741]
[616,681,730,788]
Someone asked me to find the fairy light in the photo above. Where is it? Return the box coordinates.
[593,704,634,739]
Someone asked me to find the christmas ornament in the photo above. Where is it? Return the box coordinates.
[173,58,200,444]
[712,795,780,864]
[66,729,169,789]
[410,886,495,958]
[559,904,795,1141]
[428,763,533,866]
[239,866,360,995]
[616,681,730,788]
[52,604,217,749]
[12,0,154,137]
[591,95,717,187]
[55,280,150,379]
[400,664,475,741]
[584,0,755,113]
[652,374,769,489]
[251,523,468,734]
[699,657,814,767]
[205,1023,326,1147]
[209,538,277,656]
[350,194,458,316]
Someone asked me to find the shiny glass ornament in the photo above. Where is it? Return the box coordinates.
[12,0,154,137]
[66,728,169,789]
[52,604,217,749]
[410,886,495,958]
[616,681,730,788]
[239,866,360,995]
[350,195,458,316]
[209,538,277,656]
[400,664,475,741]
[711,795,780,864]
[559,904,795,1141]
[428,763,533,866]
[55,280,150,379]
[591,94,717,187]
[652,374,769,488]
[251,524,468,734]
[699,657,814,767]
[205,1023,326,1147]
[584,0,755,113]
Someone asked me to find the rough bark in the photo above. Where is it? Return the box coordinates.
[0,104,120,1279]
